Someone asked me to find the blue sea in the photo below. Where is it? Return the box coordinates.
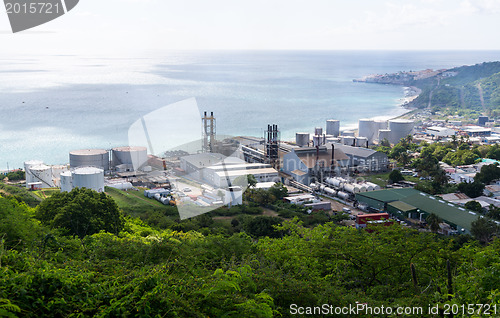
[1,50,500,169]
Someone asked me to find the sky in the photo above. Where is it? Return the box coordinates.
[1,0,500,54]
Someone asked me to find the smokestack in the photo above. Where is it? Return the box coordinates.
[331,144,335,166]
[316,145,319,162]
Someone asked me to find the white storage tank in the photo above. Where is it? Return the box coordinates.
[24,160,44,188]
[337,191,350,201]
[326,137,341,144]
[343,183,360,194]
[375,119,388,131]
[326,120,340,137]
[354,184,367,193]
[389,119,414,144]
[378,129,391,143]
[355,137,368,147]
[343,136,356,146]
[314,127,323,136]
[296,133,310,147]
[313,135,325,147]
[70,149,110,171]
[358,119,377,144]
[324,187,336,196]
[72,167,105,192]
[60,171,73,192]
[342,130,355,137]
[29,164,54,188]
[365,182,381,191]
[112,146,148,171]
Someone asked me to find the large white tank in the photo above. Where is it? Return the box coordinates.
[72,167,105,192]
[358,119,376,144]
[343,136,356,146]
[70,149,110,171]
[24,160,44,188]
[375,119,388,130]
[356,137,368,147]
[313,135,325,147]
[112,146,148,171]
[60,171,73,192]
[29,164,54,188]
[296,133,310,147]
[326,137,341,144]
[51,165,69,187]
[314,127,323,136]
[342,130,355,137]
[378,129,391,143]
[326,120,340,137]
[389,119,414,144]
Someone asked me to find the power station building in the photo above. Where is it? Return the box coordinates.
[179,153,278,188]
[329,143,389,173]
[282,145,350,184]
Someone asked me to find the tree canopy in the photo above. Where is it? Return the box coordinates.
[36,188,125,238]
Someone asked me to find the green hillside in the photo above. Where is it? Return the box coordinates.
[410,61,500,115]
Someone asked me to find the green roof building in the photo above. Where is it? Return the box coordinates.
[355,188,479,233]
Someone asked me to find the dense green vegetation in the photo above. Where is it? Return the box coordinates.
[0,170,25,181]
[1,190,500,317]
[409,61,500,115]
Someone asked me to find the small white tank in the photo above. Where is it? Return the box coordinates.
[29,164,54,188]
[60,171,73,192]
[72,167,105,192]
[296,133,310,147]
[326,120,340,137]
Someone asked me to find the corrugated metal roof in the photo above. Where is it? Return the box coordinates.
[329,143,380,158]
[295,148,349,169]
[357,188,477,231]
[387,200,417,212]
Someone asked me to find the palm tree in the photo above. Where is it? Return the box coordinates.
[426,213,441,233]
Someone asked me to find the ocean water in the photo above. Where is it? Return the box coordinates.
[1,50,500,169]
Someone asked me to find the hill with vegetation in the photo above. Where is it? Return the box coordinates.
[409,62,500,116]
[1,180,500,317]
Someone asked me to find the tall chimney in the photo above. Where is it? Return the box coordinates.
[331,144,335,167]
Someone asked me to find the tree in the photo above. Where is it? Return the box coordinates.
[475,164,500,184]
[36,188,124,239]
[465,200,483,213]
[268,183,288,200]
[388,169,404,183]
[470,217,498,244]
[458,181,485,198]
[487,204,500,221]
[426,213,441,233]
[244,216,282,238]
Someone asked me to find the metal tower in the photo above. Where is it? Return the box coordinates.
[202,111,216,153]
[265,124,280,168]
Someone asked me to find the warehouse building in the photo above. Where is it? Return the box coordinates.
[355,188,479,233]
[179,153,278,187]
[329,143,389,173]
[282,145,349,185]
